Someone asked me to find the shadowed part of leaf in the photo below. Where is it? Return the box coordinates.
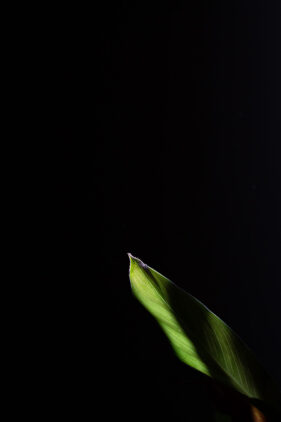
[215,412,232,422]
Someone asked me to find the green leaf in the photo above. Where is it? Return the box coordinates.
[128,254,281,415]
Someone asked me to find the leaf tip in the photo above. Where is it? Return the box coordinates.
[128,253,141,266]
[127,253,149,278]
[127,253,134,270]
[127,253,135,278]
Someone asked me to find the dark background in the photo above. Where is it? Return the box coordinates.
[46,1,281,420]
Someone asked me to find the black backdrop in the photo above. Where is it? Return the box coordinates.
[47,2,281,420]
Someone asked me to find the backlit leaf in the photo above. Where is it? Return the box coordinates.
[128,254,281,416]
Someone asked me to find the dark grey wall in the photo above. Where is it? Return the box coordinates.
[48,1,281,419]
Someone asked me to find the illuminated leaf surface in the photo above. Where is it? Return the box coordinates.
[129,254,281,416]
